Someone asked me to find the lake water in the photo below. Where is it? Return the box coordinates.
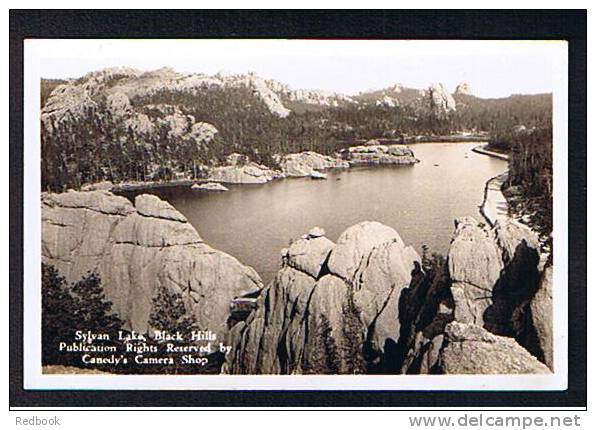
[133,142,507,283]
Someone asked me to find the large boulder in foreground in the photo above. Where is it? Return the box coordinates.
[399,216,550,374]
[223,221,420,374]
[439,322,550,374]
[42,190,262,338]
[448,217,503,325]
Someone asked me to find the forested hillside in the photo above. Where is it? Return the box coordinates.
[40,68,553,192]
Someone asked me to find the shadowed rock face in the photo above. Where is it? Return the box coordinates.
[399,216,551,374]
[223,221,420,374]
[41,190,262,338]
[513,263,553,370]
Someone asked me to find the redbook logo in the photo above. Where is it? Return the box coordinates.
[15,416,61,426]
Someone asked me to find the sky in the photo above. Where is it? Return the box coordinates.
[33,39,567,99]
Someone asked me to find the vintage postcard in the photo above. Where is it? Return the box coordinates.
[22,38,568,390]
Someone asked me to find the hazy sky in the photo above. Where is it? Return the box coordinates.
[34,39,567,98]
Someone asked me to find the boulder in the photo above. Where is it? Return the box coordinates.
[135,194,188,222]
[42,190,262,339]
[448,217,503,325]
[439,322,550,374]
[224,221,420,374]
[346,145,418,165]
[285,235,334,278]
[191,182,229,192]
[208,154,280,184]
[327,221,405,285]
[308,227,325,238]
[280,151,348,177]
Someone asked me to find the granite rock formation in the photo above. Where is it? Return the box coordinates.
[280,151,349,177]
[41,190,262,338]
[223,221,420,374]
[225,215,552,375]
[207,153,283,184]
[344,145,418,165]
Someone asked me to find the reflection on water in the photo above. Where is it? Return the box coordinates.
[133,143,507,283]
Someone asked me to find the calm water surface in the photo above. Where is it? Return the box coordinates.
[137,142,507,283]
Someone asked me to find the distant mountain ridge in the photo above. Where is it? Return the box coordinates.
[42,66,482,122]
[40,67,552,191]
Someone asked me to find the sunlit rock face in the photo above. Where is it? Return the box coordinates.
[223,221,420,374]
[454,82,473,96]
[207,153,282,184]
[428,83,457,114]
[41,190,262,339]
[280,151,349,177]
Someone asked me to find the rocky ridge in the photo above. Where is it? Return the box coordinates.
[42,67,468,131]
[41,184,553,375]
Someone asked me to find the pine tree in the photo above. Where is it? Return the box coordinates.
[304,314,341,374]
[341,287,367,374]
[71,271,122,334]
[41,263,79,365]
[148,285,198,335]
[146,286,201,374]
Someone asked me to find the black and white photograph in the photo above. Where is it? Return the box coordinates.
[26,38,566,386]
[9,9,586,411]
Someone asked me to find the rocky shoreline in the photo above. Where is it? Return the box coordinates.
[480,173,509,227]
[223,215,551,375]
[476,148,551,263]
[472,144,510,161]
[83,145,419,193]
